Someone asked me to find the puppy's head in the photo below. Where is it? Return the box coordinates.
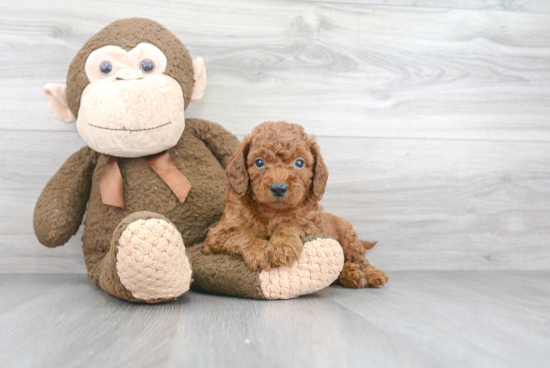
[225,121,328,207]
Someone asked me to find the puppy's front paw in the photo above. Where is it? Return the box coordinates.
[241,239,271,271]
[265,236,303,268]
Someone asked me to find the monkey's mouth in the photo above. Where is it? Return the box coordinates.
[87,122,172,132]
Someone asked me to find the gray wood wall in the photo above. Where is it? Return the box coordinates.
[1,0,549,273]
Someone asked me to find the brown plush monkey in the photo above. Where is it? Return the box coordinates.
[35,18,345,302]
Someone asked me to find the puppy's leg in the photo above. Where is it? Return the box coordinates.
[266,224,305,268]
[205,228,270,270]
[340,261,388,288]
[324,214,388,288]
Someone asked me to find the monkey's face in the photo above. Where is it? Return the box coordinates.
[76,43,185,157]
[44,19,206,158]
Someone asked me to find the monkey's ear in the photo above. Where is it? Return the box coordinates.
[44,83,76,123]
[191,57,207,102]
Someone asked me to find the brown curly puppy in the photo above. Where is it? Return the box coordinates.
[205,121,388,288]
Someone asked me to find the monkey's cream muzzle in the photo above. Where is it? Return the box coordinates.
[77,72,185,158]
[75,43,185,158]
[43,42,207,158]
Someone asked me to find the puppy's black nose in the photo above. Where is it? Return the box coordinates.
[270,183,288,197]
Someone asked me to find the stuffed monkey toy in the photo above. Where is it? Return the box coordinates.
[34,18,344,302]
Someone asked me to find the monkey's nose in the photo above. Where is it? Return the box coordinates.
[115,69,144,81]
[270,183,288,197]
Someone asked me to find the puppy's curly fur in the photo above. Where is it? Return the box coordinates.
[205,121,388,288]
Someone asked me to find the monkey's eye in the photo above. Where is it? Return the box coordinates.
[294,158,305,169]
[99,61,113,75]
[254,158,265,169]
[140,59,155,73]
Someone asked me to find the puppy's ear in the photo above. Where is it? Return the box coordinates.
[226,136,252,196]
[310,138,328,201]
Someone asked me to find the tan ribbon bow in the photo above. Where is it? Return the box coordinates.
[99,152,192,208]
[99,156,124,208]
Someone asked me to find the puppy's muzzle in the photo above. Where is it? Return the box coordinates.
[270,183,288,197]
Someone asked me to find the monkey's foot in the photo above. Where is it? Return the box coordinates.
[115,212,192,302]
[258,235,344,300]
[188,235,344,300]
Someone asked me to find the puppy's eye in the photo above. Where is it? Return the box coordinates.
[254,158,265,169]
[140,59,155,73]
[99,61,113,75]
[294,158,305,169]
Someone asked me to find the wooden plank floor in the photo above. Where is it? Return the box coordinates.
[1,271,548,368]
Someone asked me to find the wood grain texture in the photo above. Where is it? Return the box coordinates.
[1,0,549,273]
[325,271,550,368]
[0,274,75,313]
[1,272,549,368]
[1,131,549,273]
[298,0,550,13]
[1,0,550,141]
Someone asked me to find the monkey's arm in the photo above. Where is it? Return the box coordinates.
[33,146,98,247]
[185,118,240,169]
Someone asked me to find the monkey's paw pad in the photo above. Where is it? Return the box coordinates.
[259,238,344,300]
[116,218,192,301]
